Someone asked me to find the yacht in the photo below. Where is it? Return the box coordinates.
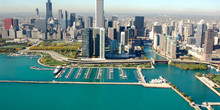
[53,66,63,75]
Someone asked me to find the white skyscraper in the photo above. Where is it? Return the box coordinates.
[119,32,125,54]
[100,28,105,59]
[95,0,104,28]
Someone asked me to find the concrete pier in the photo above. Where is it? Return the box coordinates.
[0,80,172,89]
[137,67,147,83]
[196,76,220,97]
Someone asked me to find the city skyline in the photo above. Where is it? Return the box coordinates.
[1,0,220,16]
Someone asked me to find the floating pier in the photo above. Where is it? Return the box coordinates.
[119,68,127,79]
[84,68,91,79]
[65,68,74,79]
[108,68,114,79]
[74,68,83,79]
[96,68,103,79]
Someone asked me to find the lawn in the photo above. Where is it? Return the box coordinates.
[210,75,220,85]
[0,45,26,49]
[39,53,65,66]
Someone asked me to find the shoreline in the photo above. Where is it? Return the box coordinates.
[195,76,220,97]
[171,87,201,110]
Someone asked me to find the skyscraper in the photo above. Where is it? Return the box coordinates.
[46,0,53,20]
[202,29,214,61]
[35,8,40,18]
[13,19,19,30]
[4,18,13,30]
[108,28,117,41]
[196,20,207,48]
[134,16,145,37]
[93,28,100,56]
[85,16,93,28]
[95,0,104,28]
[69,13,76,27]
[119,32,125,54]
[100,28,105,59]
[58,9,63,24]
[82,28,93,58]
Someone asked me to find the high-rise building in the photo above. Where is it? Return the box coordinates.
[110,40,119,54]
[69,13,76,27]
[35,8,40,18]
[12,19,19,30]
[82,28,93,58]
[153,34,160,49]
[58,9,63,24]
[112,15,118,22]
[184,23,194,41]
[4,18,13,30]
[117,26,125,42]
[85,16,93,28]
[46,0,53,20]
[196,20,207,48]
[99,28,105,59]
[128,28,135,39]
[119,32,125,54]
[202,29,214,61]
[31,19,36,24]
[108,28,117,41]
[134,16,145,36]
[106,20,113,28]
[93,28,100,56]
[34,19,47,31]
[95,0,104,28]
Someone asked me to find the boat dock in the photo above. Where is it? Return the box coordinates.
[95,69,103,79]
[84,68,91,79]
[55,68,66,79]
[65,68,74,79]
[108,68,114,79]
[119,68,128,79]
[74,68,83,79]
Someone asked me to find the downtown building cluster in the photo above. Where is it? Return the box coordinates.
[149,19,220,61]
[0,0,146,60]
[1,0,220,61]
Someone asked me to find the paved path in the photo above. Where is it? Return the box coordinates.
[196,76,220,97]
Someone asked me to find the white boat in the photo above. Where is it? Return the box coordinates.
[53,66,63,75]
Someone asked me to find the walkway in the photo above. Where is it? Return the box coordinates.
[196,76,220,97]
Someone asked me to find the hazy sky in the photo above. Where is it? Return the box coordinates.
[0,0,220,16]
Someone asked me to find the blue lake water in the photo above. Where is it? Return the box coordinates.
[0,45,220,110]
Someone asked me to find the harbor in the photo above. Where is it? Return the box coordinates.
[0,49,220,110]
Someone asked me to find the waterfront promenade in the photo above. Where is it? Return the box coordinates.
[0,80,172,88]
[196,76,220,97]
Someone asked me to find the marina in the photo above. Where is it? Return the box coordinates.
[1,47,220,110]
